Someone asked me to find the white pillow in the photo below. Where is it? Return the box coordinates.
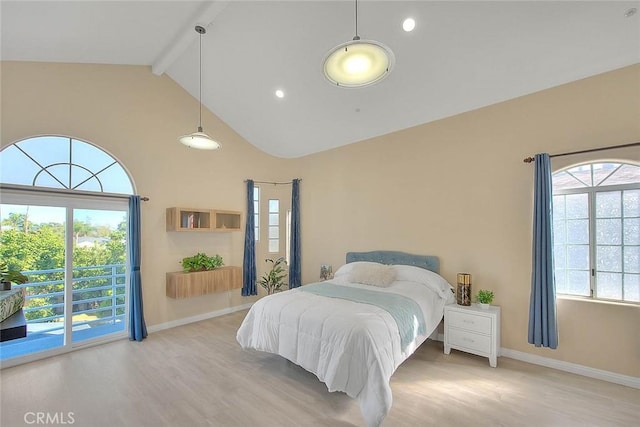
[348,263,397,287]
[393,264,453,297]
[333,261,383,278]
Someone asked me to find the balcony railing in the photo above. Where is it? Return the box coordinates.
[13,264,126,334]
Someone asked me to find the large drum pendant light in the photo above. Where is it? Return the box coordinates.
[323,0,394,88]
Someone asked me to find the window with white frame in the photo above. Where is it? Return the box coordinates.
[268,199,279,253]
[0,135,134,362]
[1,135,133,194]
[552,161,640,303]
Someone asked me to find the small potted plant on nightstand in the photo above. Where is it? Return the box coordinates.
[476,289,494,309]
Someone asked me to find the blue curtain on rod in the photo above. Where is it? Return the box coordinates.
[128,195,147,342]
[528,153,558,349]
[289,179,301,289]
[242,180,257,296]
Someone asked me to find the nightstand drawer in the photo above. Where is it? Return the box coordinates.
[447,311,492,334]
[447,328,492,354]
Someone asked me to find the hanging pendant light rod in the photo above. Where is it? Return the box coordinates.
[354,0,359,39]
[196,25,205,133]
[177,25,221,150]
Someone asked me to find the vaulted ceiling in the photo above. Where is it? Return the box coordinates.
[2,1,639,158]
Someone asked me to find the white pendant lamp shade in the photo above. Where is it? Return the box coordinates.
[178,128,221,150]
[323,38,394,87]
[178,25,221,150]
[323,0,394,88]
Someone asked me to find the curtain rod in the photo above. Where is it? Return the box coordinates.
[244,179,301,185]
[0,184,149,201]
[523,142,640,163]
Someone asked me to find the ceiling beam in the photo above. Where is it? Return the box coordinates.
[151,0,230,76]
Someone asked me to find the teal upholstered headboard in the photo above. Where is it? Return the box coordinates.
[346,250,439,274]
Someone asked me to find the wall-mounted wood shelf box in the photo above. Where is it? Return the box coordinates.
[166,266,242,298]
[214,210,242,231]
[166,208,241,232]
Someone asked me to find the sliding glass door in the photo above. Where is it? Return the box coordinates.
[0,203,67,358]
[0,192,128,362]
[71,208,127,343]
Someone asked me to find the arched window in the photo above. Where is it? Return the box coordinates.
[1,135,133,194]
[552,161,640,303]
[0,136,134,363]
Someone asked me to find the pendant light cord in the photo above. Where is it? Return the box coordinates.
[178,25,220,149]
[198,28,203,131]
[354,0,359,39]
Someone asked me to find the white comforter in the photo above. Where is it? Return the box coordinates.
[237,269,454,426]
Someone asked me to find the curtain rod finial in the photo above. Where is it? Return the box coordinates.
[523,157,535,163]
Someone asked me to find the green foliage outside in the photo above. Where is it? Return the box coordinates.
[0,214,127,322]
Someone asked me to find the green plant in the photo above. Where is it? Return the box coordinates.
[476,289,494,304]
[258,257,288,295]
[0,260,28,285]
[181,253,224,272]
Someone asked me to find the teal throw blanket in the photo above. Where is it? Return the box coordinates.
[300,283,426,350]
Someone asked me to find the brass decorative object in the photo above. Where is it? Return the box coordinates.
[456,273,472,306]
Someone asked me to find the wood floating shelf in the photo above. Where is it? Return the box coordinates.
[166,207,241,232]
[166,266,242,299]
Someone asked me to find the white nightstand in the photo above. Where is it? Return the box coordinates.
[444,304,501,367]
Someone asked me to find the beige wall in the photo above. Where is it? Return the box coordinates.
[1,61,294,327]
[2,61,638,378]
[293,65,640,377]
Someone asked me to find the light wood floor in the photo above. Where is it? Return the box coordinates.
[1,310,638,426]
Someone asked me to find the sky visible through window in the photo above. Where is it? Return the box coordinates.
[0,136,133,194]
[0,205,125,230]
[552,162,640,303]
[1,136,133,230]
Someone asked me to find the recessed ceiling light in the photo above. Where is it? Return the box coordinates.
[624,7,637,18]
[403,18,416,32]
[275,89,284,98]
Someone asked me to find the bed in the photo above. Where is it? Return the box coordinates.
[236,250,455,426]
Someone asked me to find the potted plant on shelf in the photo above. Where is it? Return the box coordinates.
[476,289,494,309]
[166,253,242,299]
[0,260,28,291]
[181,253,224,272]
[258,257,288,295]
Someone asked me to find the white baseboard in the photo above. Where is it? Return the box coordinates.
[430,333,638,389]
[500,347,640,390]
[147,302,254,334]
